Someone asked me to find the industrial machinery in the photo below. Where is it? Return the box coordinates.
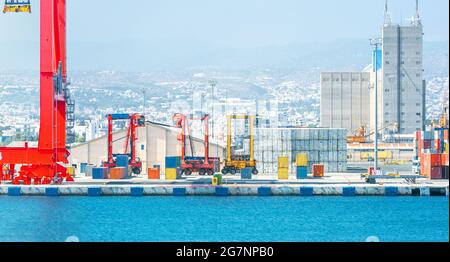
[433,105,449,129]
[173,113,219,176]
[347,123,398,144]
[222,115,258,175]
[3,0,31,13]
[0,0,74,185]
[103,114,146,175]
[347,126,367,143]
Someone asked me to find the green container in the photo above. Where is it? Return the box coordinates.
[213,173,223,185]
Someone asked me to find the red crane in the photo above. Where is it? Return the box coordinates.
[173,113,219,176]
[103,114,145,175]
[0,0,74,185]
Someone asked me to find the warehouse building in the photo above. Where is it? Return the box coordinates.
[69,121,225,173]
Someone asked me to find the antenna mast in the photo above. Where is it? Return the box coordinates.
[384,0,392,26]
[413,0,421,25]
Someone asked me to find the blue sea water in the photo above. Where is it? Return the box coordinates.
[0,196,448,242]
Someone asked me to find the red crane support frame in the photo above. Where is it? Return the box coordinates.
[104,114,145,175]
[173,113,216,176]
[0,0,73,185]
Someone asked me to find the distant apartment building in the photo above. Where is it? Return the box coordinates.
[377,1,426,134]
[320,72,371,134]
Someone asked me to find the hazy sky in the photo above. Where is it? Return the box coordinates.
[0,0,448,47]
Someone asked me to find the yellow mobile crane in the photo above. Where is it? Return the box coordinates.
[222,115,258,175]
[3,0,31,13]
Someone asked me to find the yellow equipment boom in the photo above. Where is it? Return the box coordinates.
[3,0,31,13]
[222,115,258,175]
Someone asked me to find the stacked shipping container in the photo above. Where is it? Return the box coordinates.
[255,128,348,174]
[415,128,449,180]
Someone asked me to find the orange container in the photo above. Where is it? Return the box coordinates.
[109,167,127,179]
[441,153,449,166]
[312,164,325,177]
[425,153,441,167]
[148,168,161,180]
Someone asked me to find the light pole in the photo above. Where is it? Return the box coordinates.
[209,80,217,139]
[370,38,382,174]
[142,88,146,117]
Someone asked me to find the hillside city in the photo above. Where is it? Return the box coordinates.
[0,65,448,145]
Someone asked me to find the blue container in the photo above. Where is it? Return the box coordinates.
[241,168,253,179]
[115,155,129,168]
[80,163,88,174]
[296,166,308,179]
[165,156,181,168]
[92,167,108,179]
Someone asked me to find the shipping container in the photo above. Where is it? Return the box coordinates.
[296,153,308,167]
[278,168,289,180]
[425,153,442,167]
[241,167,253,179]
[430,167,442,180]
[66,166,75,176]
[165,168,180,180]
[296,166,308,179]
[92,167,109,179]
[165,156,181,169]
[441,166,449,180]
[109,167,127,179]
[278,157,289,169]
[422,139,431,150]
[115,155,129,168]
[441,154,449,166]
[312,164,324,177]
[80,163,88,174]
[148,168,160,180]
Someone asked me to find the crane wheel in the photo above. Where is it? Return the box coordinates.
[221,168,228,175]
[207,169,214,176]
[252,168,259,175]
[132,167,142,175]
[184,169,192,176]
[230,169,237,175]
[199,169,206,176]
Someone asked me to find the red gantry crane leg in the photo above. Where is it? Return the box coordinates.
[0,0,73,185]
